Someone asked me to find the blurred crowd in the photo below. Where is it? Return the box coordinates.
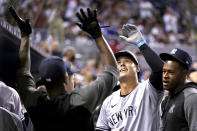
[1,0,197,84]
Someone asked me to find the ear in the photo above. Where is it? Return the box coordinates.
[182,69,188,79]
[136,65,140,73]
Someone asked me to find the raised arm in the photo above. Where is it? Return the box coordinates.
[70,8,119,112]
[76,8,117,67]
[120,24,163,90]
[139,44,163,90]
[9,6,37,106]
[9,6,32,69]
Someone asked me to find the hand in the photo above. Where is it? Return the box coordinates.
[120,24,145,46]
[76,8,101,39]
[9,6,32,37]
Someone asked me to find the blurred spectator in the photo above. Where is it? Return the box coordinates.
[140,69,151,82]
[49,11,65,41]
[167,31,179,45]
[191,61,197,69]
[83,72,96,84]
[40,41,51,55]
[74,73,84,88]
[51,40,62,57]
[62,46,77,67]
[62,46,82,90]
[139,0,154,19]
[81,59,98,76]
[64,0,79,20]
[187,68,197,83]
[163,7,178,33]
[149,23,166,47]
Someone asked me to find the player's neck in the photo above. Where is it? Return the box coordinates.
[47,85,65,100]
[120,78,138,96]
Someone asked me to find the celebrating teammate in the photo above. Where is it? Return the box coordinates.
[10,6,119,131]
[160,48,197,131]
[96,24,164,131]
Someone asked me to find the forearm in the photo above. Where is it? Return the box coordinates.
[94,36,117,68]
[139,44,163,72]
[18,36,38,107]
[19,36,31,71]
[139,44,163,90]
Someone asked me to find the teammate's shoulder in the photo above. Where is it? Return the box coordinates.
[137,80,150,89]
[183,83,197,98]
[0,81,17,94]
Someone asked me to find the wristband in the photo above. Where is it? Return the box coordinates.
[136,39,146,47]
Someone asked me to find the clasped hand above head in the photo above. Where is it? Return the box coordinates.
[76,8,101,39]
[9,6,32,37]
[120,24,145,46]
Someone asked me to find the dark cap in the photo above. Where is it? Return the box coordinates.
[160,48,192,70]
[115,50,139,65]
[38,56,79,85]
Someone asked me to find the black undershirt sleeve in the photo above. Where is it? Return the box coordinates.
[139,44,164,90]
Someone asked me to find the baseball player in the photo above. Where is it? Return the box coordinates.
[10,7,119,131]
[0,81,24,120]
[160,48,197,131]
[96,24,164,131]
[0,107,23,131]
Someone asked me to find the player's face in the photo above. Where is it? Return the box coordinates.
[117,56,139,78]
[162,60,187,91]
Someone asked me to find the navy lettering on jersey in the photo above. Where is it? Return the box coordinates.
[116,111,123,121]
[108,106,137,126]
[128,106,136,116]
[124,108,128,116]
[109,118,114,126]
[112,114,117,124]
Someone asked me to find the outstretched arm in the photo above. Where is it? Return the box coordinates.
[9,6,38,107]
[76,8,117,67]
[139,44,163,90]
[120,24,163,90]
[9,6,32,71]
[70,8,119,112]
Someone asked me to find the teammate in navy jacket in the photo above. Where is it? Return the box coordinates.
[160,48,197,131]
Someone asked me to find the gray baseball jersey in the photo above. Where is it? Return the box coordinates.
[0,107,23,131]
[96,80,163,131]
[0,81,24,120]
